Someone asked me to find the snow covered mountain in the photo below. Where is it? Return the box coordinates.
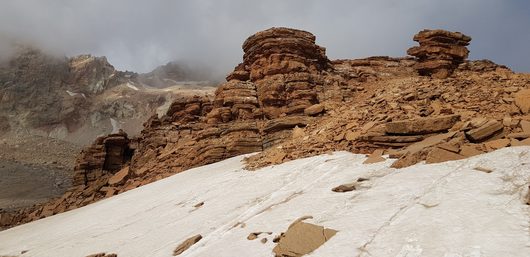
[1,147,528,257]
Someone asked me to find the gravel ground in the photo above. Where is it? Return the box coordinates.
[0,159,71,211]
[0,134,80,211]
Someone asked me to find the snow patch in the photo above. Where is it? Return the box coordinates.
[0,147,528,257]
[110,118,121,134]
[126,83,139,91]
[65,90,86,99]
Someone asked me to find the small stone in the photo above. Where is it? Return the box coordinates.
[173,234,202,256]
[514,89,530,114]
[332,183,357,192]
[363,149,386,164]
[108,167,131,186]
[521,120,530,133]
[474,166,493,173]
[303,104,325,116]
[484,138,510,150]
[247,232,260,240]
[345,131,360,141]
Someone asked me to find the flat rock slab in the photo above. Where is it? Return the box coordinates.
[426,147,465,164]
[385,115,460,135]
[465,120,503,142]
[273,220,337,257]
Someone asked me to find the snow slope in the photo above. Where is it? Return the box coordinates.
[1,147,529,257]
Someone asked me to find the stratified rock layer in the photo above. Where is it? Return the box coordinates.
[73,130,133,187]
[407,29,472,78]
[128,27,338,181]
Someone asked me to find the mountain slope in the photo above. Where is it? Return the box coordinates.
[1,147,528,257]
[0,48,215,145]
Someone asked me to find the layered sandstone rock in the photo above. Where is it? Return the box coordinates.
[242,27,330,118]
[407,29,472,78]
[129,27,336,180]
[73,130,132,186]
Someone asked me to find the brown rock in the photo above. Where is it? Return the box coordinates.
[506,132,530,139]
[360,135,426,144]
[520,120,530,133]
[514,89,530,114]
[391,150,428,169]
[332,183,357,192]
[173,234,202,256]
[73,131,132,187]
[304,104,325,116]
[363,149,386,164]
[437,142,460,153]
[272,219,337,257]
[263,116,314,133]
[465,120,503,142]
[484,138,510,150]
[108,167,131,186]
[426,147,465,163]
[292,126,306,139]
[519,138,530,146]
[86,253,117,257]
[408,29,471,78]
[345,131,360,141]
[385,115,460,135]
[459,144,485,157]
[474,166,493,173]
[403,132,456,154]
[0,213,14,227]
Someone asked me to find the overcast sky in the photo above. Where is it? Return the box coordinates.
[0,0,529,78]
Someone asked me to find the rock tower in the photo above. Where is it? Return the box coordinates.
[407,29,472,78]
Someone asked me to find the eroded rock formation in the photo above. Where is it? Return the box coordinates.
[73,130,133,187]
[128,27,339,180]
[407,29,472,78]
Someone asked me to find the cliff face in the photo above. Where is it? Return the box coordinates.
[2,27,530,229]
[0,48,214,145]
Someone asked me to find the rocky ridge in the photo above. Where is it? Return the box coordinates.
[0,48,214,145]
[1,27,529,229]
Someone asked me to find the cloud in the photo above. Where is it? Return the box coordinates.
[1,0,529,78]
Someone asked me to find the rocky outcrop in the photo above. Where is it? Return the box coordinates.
[407,29,472,78]
[129,27,337,180]
[4,27,530,230]
[242,27,330,118]
[73,130,132,187]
